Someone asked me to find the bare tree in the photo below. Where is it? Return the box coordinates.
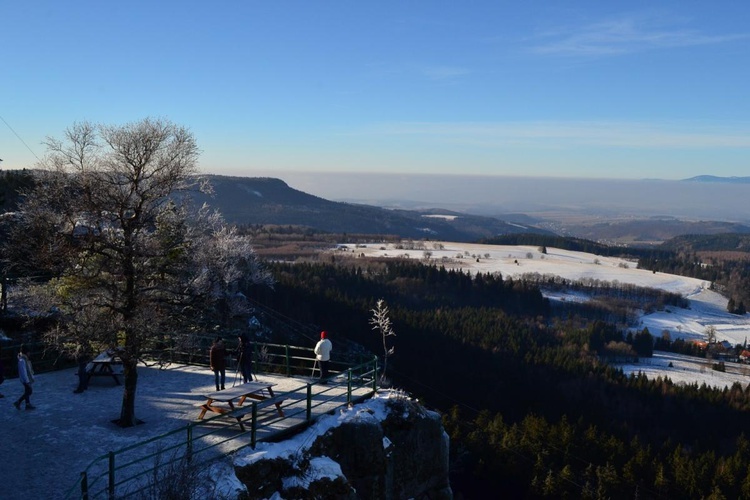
[7,118,272,427]
[705,325,717,344]
[369,298,396,384]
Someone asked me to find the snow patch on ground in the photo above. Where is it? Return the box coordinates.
[619,351,750,390]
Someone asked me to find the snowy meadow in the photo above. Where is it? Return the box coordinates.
[338,241,750,389]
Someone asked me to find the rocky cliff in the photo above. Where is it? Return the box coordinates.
[226,391,453,499]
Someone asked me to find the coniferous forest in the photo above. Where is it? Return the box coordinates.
[252,258,750,499]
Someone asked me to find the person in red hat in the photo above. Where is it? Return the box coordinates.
[314,331,333,383]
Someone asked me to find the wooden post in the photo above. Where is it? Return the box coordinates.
[186,424,193,463]
[306,384,312,422]
[251,402,258,448]
[347,369,352,405]
[80,471,89,500]
[108,451,115,500]
[285,345,290,377]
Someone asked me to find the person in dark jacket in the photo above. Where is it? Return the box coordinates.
[73,342,92,394]
[236,333,253,384]
[210,337,227,391]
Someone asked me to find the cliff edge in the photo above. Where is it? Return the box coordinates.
[215,390,452,499]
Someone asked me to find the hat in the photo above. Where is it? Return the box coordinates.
[320,331,327,339]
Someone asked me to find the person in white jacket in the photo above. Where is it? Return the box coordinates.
[314,331,333,383]
[14,344,35,410]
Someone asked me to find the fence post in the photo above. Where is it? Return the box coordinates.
[372,357,378,392]
[285,345,290,376]
[81,471,89,500]
[251,401,258,448]
[306,383,312,422]
[186,423,193,463]
[253,342,259,375]
[347,369,352,404]
[108,451,115,500]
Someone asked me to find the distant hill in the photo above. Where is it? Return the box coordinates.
[561,218,750,246]
[188,175,552,242]
[661,233,750,253]
[683,175,750,184]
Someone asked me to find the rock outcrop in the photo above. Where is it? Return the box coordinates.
[232,391,453,499]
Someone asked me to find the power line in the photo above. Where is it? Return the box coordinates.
[0,114,41,163]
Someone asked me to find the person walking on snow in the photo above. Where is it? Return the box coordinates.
[314,331,332,383]
[210,336,227,390]
[14,344,35,410]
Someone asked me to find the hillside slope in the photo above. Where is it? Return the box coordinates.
[188,175,551,242]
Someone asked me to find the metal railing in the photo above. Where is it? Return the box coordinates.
[64,343,378,499]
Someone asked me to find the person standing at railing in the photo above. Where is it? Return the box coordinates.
[210,336,227,391]
[13,344,35,410]
[314,331,333,384]
[237,333,254,384]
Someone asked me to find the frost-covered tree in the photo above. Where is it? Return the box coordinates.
[369,298,396,384]
[705,325,718,344]
[5,119,272,427]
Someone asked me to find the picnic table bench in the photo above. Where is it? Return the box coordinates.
[197,382,284,432]
[86,351,123,386]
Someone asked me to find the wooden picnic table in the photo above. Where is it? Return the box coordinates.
[86,351,123,386]
[197,382,284,431]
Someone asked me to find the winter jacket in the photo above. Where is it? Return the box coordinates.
[314,339,332,362]
[18,354,34,385]
[209,342,227,371]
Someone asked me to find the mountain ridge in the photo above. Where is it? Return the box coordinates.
[683,175,750,184]
[189,174,552,242]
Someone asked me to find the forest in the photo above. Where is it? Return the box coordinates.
[251,258,750,499]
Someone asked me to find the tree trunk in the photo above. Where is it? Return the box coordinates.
[117,358,139,427]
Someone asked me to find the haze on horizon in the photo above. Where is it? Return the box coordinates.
[243,171,750,224]
[1,1,749,183]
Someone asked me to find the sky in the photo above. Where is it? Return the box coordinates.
[2,1,750,181]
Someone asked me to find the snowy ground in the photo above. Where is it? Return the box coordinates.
[337,242,750,346]
[1,364,219,499]
[618,351,750,390]
[0,363,376,499]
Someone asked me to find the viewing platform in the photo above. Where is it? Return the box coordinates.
[62,342,378,499]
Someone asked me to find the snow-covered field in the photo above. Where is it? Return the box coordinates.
[619,351,750,390]
[337,241,750,346]
[337,241,750,390]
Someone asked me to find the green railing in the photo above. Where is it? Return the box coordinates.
[0,340,76,376]
[64,343,378,499]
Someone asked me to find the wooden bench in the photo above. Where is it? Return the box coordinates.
[198,394,286,432]
[197,382,285,432]
[85,352,123,386]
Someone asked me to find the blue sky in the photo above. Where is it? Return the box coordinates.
[2,1,749,180]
